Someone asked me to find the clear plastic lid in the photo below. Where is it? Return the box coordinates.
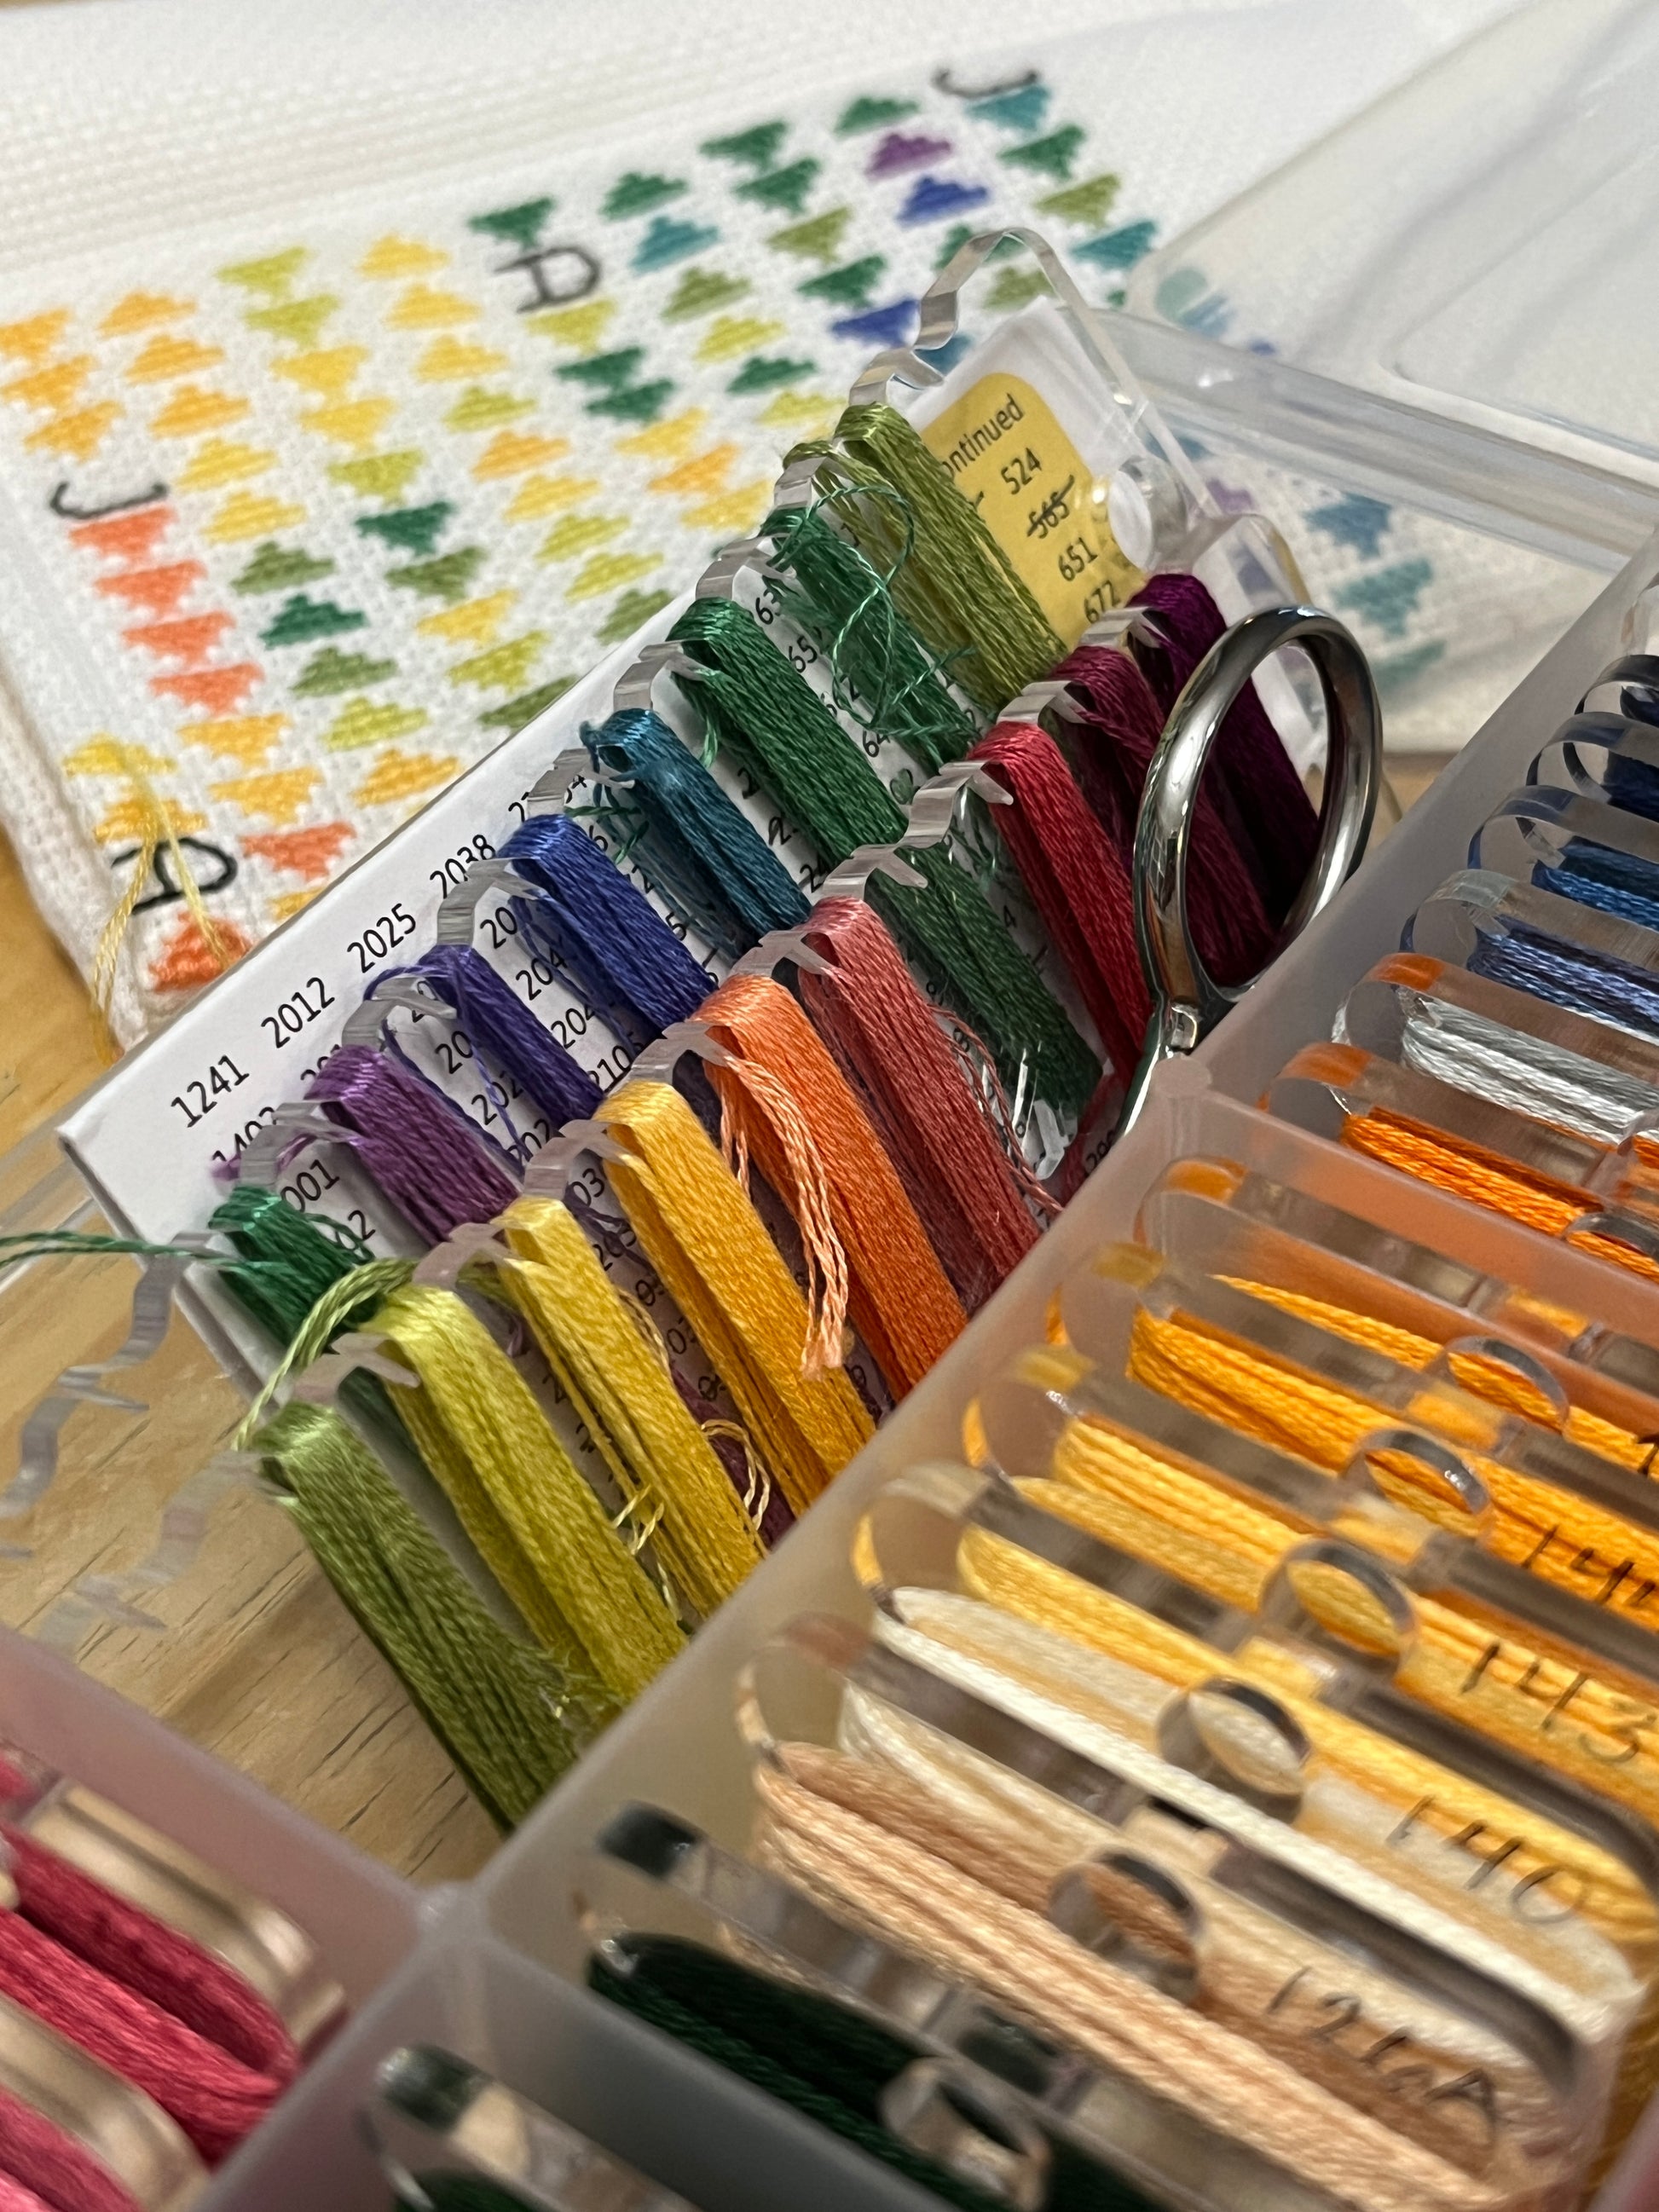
[1125,0,1659,484]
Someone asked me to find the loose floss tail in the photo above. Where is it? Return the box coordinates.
[598,1080,874,1513]
[1060,644,1274,985]
[797,898,1044,1309]
[968,720,1150,1077]
[1131,572,1318,924]
[497,1193,766,1618]
[369,1282,685,1706]
[763,495,979,773]
[582,708,810,953]
[701,973,967,1398]
[306,1045,516,1245]
[797,409,1065,711]
[502,811,711,1050]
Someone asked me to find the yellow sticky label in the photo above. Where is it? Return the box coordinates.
[919,371,1140,646]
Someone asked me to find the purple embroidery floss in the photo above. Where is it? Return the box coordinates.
[308,1045,517,1245]
[413,944,602,1131]
[1058,643,1273,986]
[1130,570,1319,925]
[501,813,712,1051]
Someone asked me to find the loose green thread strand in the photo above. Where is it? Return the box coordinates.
[8,1198,583,1829]
[795,402,1065,713]
[669,598,1097,1117]
[763,494,979,775]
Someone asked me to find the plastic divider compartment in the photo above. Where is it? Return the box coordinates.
[1194,523,1659,1107]
[199,1920,944,2212]
[0,1139,486,1872]
[0,1624,419,2007]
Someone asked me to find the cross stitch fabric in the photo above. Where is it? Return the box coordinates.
[0,0,1524,1041]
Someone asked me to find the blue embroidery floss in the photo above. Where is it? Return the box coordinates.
[501,812,712,1051]
[411,944,602,1132]
[582,708,809,956]
[1468,923,1659,1042]
[1541,841,1659,934]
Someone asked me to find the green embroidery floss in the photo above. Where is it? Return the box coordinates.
[670,597,1098,1118]
[797,401,1066,713]
[251,1400,582,1829]
[763,493,979,775]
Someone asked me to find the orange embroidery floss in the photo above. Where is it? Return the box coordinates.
[700,972,966,1398]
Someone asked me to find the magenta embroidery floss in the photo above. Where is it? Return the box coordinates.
[1130,570,1319,924]
[308,1045,516,1244]
[1058,644,1273,985]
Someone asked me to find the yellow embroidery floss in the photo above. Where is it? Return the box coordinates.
[598,1080,873,1513]
[1228,1276,1652,1473]
[497,1193,765,1618]
[372,1281,685,1703]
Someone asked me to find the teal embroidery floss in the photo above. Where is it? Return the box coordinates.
[670,596,1099,1118]
[581,707,810,956]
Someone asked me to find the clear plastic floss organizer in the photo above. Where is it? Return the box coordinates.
[14,4,1659,2196]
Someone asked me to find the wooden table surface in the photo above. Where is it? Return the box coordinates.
[0,754,1448,1886]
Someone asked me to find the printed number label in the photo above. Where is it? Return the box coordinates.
[261,976,337,1048]
[430,835,494,893]
[347,903,417,973]
[171,1052,250,1129]
[1000,448,1041,494]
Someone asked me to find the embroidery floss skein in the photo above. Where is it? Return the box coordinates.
[502,813,710,1051]
[670,596,1099,1118]
[1335,1103,1659,1285]
[401,944,602,1132]
[1130,572,1319,925]
[495,1193,766,1618]
[794,407,1066,712]
[1228,1275,1651,1471]
[1099,1308,1659,1670]
[1389,989,1659,1151]
[587,1934,1145,2212]
[1545,840,1659,934]
[582,707,810,954]
[0,1912,284,2163]
[762,494,980,773]
[598,1079,874,1513]
[786,1729,1558,2178]
[933,1546,1659,1961]
[968,719,1150,1077]
[750,1761,1500,2212]
[700,973,967,1399]
[0,1788,297,2083]
[1059,644,1274,985]
[306,1045,516,1245]
[249,1401,582,1828]
[796,897,1043,1310]
[367,1281,685,1705]
[1469,920,1659,1041]
[0,2086,153,2212]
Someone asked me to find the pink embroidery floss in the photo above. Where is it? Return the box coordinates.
[0,1911,283,2162]
[0,1812,297,2083]
[0,2091,143,2212]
